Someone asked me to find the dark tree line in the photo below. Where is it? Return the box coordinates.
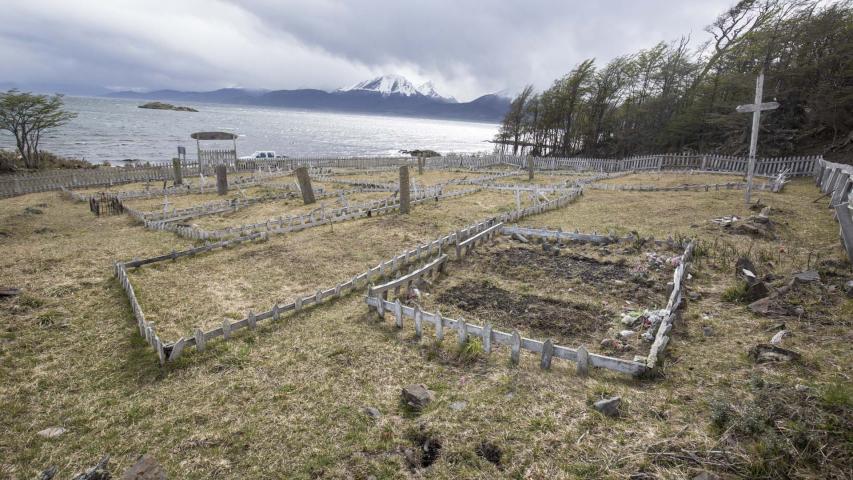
[496,0,853,159]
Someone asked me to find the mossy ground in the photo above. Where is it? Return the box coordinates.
[1,175,850,479]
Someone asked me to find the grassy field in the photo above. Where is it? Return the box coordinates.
[1,175,850,479]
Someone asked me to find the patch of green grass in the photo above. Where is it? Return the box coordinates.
[721,281,748,303]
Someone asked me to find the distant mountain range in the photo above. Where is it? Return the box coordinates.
[109,75,509,122]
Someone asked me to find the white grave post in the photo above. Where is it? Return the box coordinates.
[736,70,779,204]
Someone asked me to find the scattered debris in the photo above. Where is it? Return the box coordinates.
[121,454,167,480]
[770,330,789,345]
[71,455,110,480]
[593,396,622,417]
[37,427,66,439]
[749,344,801,363]
[791,270,820,284]
[748,297,772,315]
[511,232,528,243]
[617,330,636,341]
[402,384,434,410]
[735,257,757,279]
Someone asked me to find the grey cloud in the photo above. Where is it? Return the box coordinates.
[0,0,733,100]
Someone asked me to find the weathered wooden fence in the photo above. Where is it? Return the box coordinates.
[115,187,583,363]
[365,226,695,377]
[1,153,820,198]
[814,159,853,261]
[148,187,481,240]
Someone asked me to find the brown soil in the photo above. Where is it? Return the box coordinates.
[436,280,613,342]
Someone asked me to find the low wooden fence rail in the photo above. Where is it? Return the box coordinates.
[365,297,646,376]
[365,230,695,377]
[455,222,503,258]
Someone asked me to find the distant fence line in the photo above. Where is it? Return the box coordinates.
[1,153,822,198]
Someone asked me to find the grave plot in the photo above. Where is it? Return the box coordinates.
[365,226,693,376]
[410,232,686,361]
[120,184,296,212]
[162,186,519,240]
[126,190,525,339]
[119,189,581,362]
[190,190,397,230]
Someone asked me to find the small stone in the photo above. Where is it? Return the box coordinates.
[449,401,467,411]
[749,344,801,363]
[735,257,757,279]
[770,330,789,345]
[795,384,810,392]
[845,280,853,297]
[618,330,636,341]
[402,384,434,410]
[687,291,701,301]
[37,427,66,439]
[744,281,770,302]
[364,407,382,420]
[121,454,167,480]
[791,270,820,284]
[593,396,621,417]
[600,338,624,351]
[632,356,646,364]
[747,297,770,315]
[702,326,714,337]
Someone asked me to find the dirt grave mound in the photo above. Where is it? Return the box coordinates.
[436,280,613,341]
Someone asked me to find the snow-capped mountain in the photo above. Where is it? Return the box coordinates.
[417,81,457,103]
[339,75,456,102]
[111,74,509,121]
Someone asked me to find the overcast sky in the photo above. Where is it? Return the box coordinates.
[0,0,734,101]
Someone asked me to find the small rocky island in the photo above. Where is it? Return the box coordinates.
[138,101,198,112]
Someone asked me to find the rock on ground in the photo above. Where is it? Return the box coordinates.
[749,344,801,363]
[121,454,167,480]
[593,396,621,417]
[37,427,66,439]
[402,384,434,410]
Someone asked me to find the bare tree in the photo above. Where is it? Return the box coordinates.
[0,90,76,169]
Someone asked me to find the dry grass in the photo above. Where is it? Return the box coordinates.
[502,173,595,185]
[1,176,850,479]
[596,172,747,187]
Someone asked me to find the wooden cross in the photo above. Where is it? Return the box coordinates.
[736,70,779,204]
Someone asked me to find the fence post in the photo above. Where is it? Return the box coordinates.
[215,165,228,196]
[295,166,316,204]
[399,165,410,214]
[576,345,589,376]
[510,330,521,365]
